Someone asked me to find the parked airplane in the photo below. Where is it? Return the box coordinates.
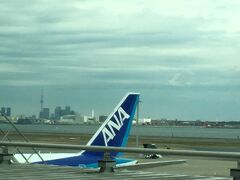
[14,92,140,168]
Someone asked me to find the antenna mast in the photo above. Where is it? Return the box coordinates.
[40,88,44,111]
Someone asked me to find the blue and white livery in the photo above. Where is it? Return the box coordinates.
[14,92,140,168]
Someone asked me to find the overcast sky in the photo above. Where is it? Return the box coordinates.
[0,0,240,121]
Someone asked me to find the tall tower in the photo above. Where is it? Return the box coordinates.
[40,88,44,111]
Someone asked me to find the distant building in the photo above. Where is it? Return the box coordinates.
[84,110,97,124]
[65,106,71,115]
[151,119,166,126]
[57,114,84,124]
[75,115,84,124]
[6,107,11,116]
[99,115,108,123]
[84,116,96,124]
[139,118,152,125]
[1,107,6,115]
[50,113,55,120]
[54,106,75,120]
[17,118,33,124]
[39,108,50,119]
[0,107,11,116]
[17,115,36,124]
[54,106,62,120]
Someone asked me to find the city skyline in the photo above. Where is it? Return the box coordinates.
[1,1,240,121]
[1,90,239,122]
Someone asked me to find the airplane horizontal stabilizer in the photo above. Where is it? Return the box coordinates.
[115,160,186,170]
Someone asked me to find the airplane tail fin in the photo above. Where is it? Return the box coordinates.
[82,92,139,157]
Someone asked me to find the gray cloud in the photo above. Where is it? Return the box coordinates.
[0,0,240,120]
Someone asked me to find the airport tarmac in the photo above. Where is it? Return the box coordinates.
[1,132,239,179]
[0,163,232,180]
[138,155,236,177]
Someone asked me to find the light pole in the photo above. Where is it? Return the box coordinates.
[136,98,141,147]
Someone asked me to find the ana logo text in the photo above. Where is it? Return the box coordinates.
[102,107,130,146]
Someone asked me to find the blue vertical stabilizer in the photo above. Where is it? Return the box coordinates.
[83,92,139,157]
